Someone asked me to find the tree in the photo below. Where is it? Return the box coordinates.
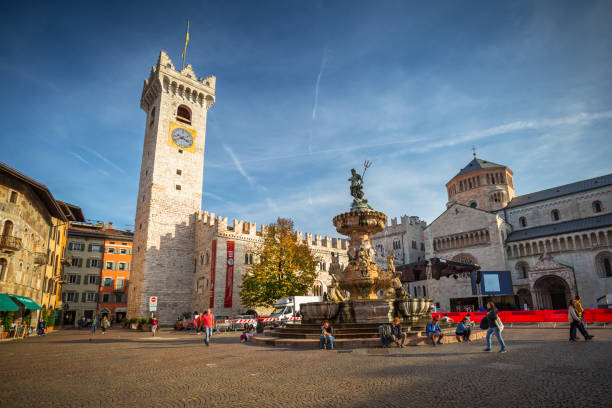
[239,218,320,308]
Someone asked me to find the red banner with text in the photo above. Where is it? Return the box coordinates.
[224,241,234,308]
[209,240,216,308]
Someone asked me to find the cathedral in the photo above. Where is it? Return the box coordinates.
[421,155,612,311]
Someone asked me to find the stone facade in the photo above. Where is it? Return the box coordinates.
[372,215,426,269]
[62,226,105,324]
[421,156,612,311]
[128,51,216,323]
[193,211,349,317]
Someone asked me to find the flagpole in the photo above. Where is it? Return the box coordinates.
[182,20,190,70]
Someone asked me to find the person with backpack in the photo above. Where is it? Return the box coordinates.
[484,302,506,353]
[455,317,471,342]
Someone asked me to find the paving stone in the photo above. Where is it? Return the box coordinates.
[1,328,611,407]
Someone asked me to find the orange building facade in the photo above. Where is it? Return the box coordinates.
[98,226,133,323]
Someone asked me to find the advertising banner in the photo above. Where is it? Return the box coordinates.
[209,240,216,308]
[224,241,235,308]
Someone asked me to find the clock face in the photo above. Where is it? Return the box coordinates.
[171,127,194,148]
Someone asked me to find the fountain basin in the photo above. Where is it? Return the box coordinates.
[351,299,394,324]
[397,298,434,320]
[301,302,341,323]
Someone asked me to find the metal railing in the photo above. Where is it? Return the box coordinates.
[0,235,22,252]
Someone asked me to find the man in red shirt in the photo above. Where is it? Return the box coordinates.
[201,309,215,346]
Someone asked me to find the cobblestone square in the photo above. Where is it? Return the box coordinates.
[1,328,611,407]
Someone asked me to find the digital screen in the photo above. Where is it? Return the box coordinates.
[483,274,500,292]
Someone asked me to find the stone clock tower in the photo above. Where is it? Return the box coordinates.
[127,51,215,323]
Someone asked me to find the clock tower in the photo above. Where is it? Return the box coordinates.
[127,51,215,323]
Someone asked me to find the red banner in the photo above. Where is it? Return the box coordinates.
[209,240,216,308]
[432,309,612,323]
[224,241,234,308]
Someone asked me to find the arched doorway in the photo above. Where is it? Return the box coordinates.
[2,220,14,236]
[516,288,532,310]
[533,275,570,310]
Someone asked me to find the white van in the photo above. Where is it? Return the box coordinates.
[270,296,323,321]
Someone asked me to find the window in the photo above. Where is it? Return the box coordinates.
[469,201,477,208]
[176,169,182,175]
[178,149,183,154]
[149,107,156,128]
[206,252,210,265]
[65,292,77,302]
[68,275,79,284]
[313,281,324,297]
[411,240,417,249]
[596,252,612,278]
[102,294,110,303]
[86,292,97,302]
[551,209,560,221]
[120,248,127,254]
[420,243,425,251]
[90,259,100,268]
[118,262,126,270]
[87,275,98,284]
[176,105,192,124]
[592,201,603,213]
[104,277,112,286]
[413,286,417,297]
[176,185,181,190]
[516,262,528,279]
[72,242,85,251]
[393,240,401,250]
[71,257,83,267]
[89,244,103,252]
[519,217,527,227]
[0,258,6,281]
[320,262,327,271]
[106,262,113,270]
[107,248,115,253]
[9,191,18,203]
[116,278,125,289]
[422,286,427,297]
[244,253,253,265]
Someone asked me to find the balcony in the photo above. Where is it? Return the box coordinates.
[114,286,125,293]
[0,235,22,253]
[33,252,47,265]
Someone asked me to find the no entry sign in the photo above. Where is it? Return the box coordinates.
[149,296,158,312]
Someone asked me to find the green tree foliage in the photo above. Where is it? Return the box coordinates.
[239,218,319,308]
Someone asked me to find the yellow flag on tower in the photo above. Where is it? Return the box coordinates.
[181,20,190,67]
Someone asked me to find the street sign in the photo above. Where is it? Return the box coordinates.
[149,296,158,312]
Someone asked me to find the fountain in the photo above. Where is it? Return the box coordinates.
[302,162,433,325]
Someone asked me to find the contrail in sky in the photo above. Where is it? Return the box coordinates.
[312,48,328,121]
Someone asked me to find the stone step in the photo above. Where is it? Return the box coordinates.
[252,329,485,349]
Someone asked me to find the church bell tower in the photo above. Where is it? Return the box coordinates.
[127,51,215,323]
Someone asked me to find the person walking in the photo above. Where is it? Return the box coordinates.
[101,316,110,334]
[573,296,594,340]
[484,302,506,353]
[152,316,159,337]
[193,311,201,334]
[90,317,97,336]
[202,309,214,346]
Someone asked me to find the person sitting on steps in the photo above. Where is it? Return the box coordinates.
[455,317,471,342]
[426,316,444,346]
[320,321,335,350]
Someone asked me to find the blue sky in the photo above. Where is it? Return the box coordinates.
[1,1,611,236]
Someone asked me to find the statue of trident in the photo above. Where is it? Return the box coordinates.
[362,160,372,179]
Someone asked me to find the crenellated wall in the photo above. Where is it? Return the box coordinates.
[192,211,349,316]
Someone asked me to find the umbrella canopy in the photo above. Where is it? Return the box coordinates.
[10,294,42,310]
[0,293,19,311]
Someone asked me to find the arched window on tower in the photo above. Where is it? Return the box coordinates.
[519,217,527,227]
[176,105,192,125]
[551,209,560,221]
[595,252,612,278]
[592,201,603,214]
[313,281,324,296]
[469,201,477,209]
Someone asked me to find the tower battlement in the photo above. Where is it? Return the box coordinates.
[196,210,348,250]
[387,215,427,229]
[141,50,215,112]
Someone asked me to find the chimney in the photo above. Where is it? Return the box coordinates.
[108,222,114,229]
